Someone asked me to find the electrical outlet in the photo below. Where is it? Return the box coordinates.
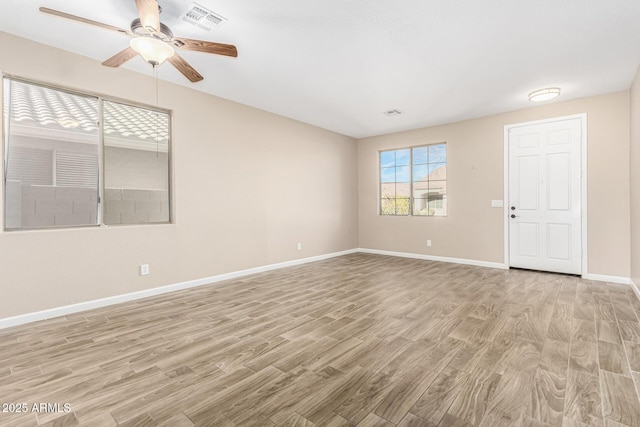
[297,243,302,251]
[140,264,149,276]
[427,240,432,247]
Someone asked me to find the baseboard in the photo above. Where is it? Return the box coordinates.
[630,279,640,301]
[1,247,632,330]
[358,248,509,270]
[0,248,359,330]
[582,273,632,285]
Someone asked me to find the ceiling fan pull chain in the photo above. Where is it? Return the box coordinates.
[154,64,160,158]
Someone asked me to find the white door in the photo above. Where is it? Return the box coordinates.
[508,117,582,275]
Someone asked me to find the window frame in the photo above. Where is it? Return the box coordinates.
[379,142,447,217]
[2,74,173,231]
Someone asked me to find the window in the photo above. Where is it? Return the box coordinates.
[103,100,170,225]
[380,143,447,216]
[3,77,170,230]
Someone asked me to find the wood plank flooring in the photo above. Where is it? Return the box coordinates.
[1,253,640,426]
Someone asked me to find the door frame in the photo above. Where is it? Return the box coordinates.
[503,113,588,276]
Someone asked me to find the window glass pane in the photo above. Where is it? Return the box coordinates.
[395,166,410,183]
[396,183,410,197]
[395,149,410,166]
[412,186,429,200]
[3,79,99,229]
[381,183,396,198]
[413,198,430,216]
[431,195,447,216]
[429,144,446,163]
[429,180,447,194]
[380,150,396,168]
[395,197,410,215]
[412,146,428,164]
[428,162,447,180]
[380,197,395,215]
[413,164,429,182]
[103,100,170,225]
[380,166,396,183]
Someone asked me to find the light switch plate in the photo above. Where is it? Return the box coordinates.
[491,200,504,208]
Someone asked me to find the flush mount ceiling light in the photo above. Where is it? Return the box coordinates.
[528,87,561,102]
[130,37,175,66]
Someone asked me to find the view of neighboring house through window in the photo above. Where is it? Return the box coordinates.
[3,77,171,230]
[380,148,411,215]
[3,79,100,229]
[103,100,169,225]
[380,143,447,216]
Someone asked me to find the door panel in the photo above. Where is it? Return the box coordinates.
[548,128,571,146]
[518,156,539,210]
[547,223,571,260]
[517,222,539,257]
[518,132,539,149]
[547,153,570,210]
[508,117,582,274]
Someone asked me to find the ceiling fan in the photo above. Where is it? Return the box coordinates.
[39,0,238,82]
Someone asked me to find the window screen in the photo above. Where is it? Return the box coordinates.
[3,79,99,229]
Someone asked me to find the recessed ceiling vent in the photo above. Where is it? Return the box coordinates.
[180,2,227,32]
[383,109,402,116]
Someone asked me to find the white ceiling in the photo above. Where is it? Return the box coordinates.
[1,0,640,138]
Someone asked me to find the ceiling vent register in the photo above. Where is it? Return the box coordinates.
[180,2,227,32]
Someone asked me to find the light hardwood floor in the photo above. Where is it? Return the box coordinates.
[1,253,640,426]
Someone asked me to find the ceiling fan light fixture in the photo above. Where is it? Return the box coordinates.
[130,37,175,66]
[39,4,236,82]
[528,87,561,102]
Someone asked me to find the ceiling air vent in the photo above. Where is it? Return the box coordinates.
[383,109,402,116]
[180,2,227,32]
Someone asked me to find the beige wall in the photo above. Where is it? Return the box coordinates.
[0,30,634,320]
[358,92,631,278]
[0,32,358,318]
[631,65,640,287]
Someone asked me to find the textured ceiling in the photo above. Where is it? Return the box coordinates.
[1,0,640,138]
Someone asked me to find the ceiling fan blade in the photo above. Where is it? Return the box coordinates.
[39,7,131,36]
[168,54,204,83]
[135,0,160,33]
[173,37,238,57]
[102,47,139,67]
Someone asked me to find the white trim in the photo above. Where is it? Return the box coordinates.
[0,248,358,330]
[580,115,588,278]
[503,126,510,269]
[359,248,508,270]
[503,113,588,275]
[583,273,632,285]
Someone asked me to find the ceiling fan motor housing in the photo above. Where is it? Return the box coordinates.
[130,18,174,42]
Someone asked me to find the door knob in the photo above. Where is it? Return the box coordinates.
[510,206,516,210]
[510,214,517,218]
